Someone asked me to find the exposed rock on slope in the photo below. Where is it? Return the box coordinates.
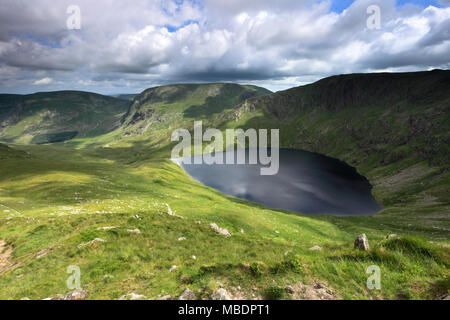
[237,70,450,119]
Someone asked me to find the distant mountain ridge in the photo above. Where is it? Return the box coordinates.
[0,91,130,144]
[238,69,450,119]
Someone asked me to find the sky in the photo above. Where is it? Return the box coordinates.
[0,0,449,94]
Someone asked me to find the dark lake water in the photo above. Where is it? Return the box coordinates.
[176,149,382,216]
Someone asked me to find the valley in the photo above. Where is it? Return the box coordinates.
[0,71,448,300]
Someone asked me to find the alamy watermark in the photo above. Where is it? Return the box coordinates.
[367,5,381,30]
[67,5,81,30]
[171,121,280,176]
[366,265,381,290]
[66,265,81,290]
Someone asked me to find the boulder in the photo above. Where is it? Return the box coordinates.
[210,288,231,300]
[309,245,322,251]
[179,288,196,300]
[354,234,369,251]
[63,289,87,300]
[160,295,172,300]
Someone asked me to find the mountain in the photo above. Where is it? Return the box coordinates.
[0,91,130,144]
[120,83,271,136]
[221,70,450,208]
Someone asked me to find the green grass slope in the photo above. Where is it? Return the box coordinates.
[0,143,448,300]
[120,83,271,135]
[0,91,130,144]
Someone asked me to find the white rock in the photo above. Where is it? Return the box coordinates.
[97,226,118,231]
[210,223,231,237]
[178,237,186,241]
[36,247,52,258]
[166,204,174,216]
[77,238,105,249]
[191,255,197,260]
[127,229,141,234]
[119,293,146,300]
[169,265,177,273]
[179,288,196,300]
[210,288,231,300]
[309,245,322,251]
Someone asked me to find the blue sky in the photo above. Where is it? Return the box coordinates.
[330,0,445,12]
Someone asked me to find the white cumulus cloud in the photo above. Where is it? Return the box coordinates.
[33,77,53,85]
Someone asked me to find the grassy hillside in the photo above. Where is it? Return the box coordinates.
[0,91,130,144]
[0,73,448,300]
[120,83,270,135]
[0,143,448,300]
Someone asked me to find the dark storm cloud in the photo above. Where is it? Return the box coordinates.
[172,69,287,82]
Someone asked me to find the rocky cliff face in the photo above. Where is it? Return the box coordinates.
[241,70,450,119]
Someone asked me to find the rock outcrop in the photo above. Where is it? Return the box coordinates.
[179,288,196,300]
[210,288,231,300]
[210,223,231,237]
[354,234,370,251]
